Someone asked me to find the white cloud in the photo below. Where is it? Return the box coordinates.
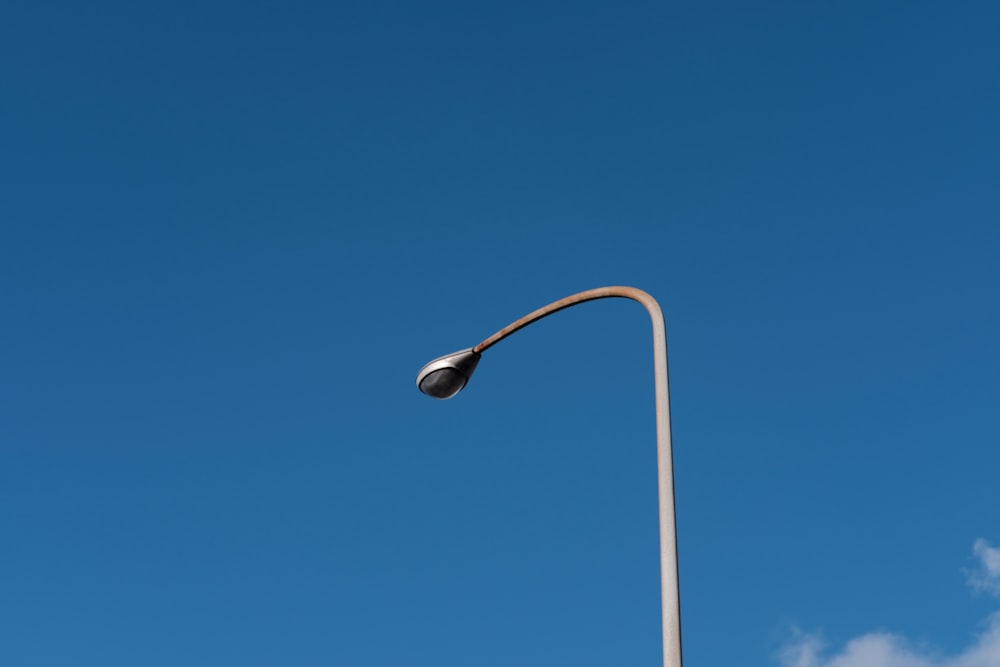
[780,616,1000,667]
[968,539,1000,596]
[778,540,1000,667]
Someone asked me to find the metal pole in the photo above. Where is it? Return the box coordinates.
[473,286,682,667]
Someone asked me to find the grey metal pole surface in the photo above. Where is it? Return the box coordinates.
[472,286,682,667]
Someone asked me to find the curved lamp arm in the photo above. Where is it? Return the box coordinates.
[418,286,682,667]
[475,286,662,354]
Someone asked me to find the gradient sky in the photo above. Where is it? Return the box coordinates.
[2,2,998,666]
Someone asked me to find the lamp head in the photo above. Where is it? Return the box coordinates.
[416,348,481,399]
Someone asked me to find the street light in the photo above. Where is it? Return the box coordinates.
[415,286,682,667]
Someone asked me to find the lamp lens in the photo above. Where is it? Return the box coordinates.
[418,368,467,399]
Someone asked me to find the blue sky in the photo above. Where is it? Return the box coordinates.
[2,1,998,665]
